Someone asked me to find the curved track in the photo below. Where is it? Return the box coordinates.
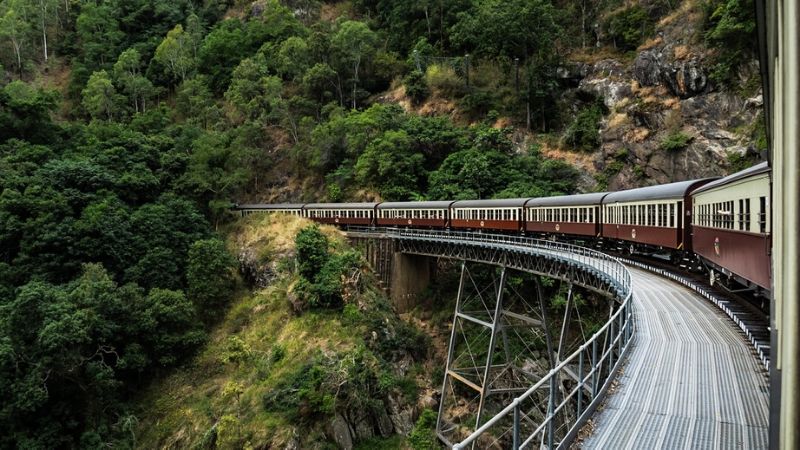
[583,268,769,449]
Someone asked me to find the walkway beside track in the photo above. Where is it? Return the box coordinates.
[583,268,770,449]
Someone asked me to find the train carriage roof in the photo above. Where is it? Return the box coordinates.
[234,203,305,210]
[525,192,608,207]
[691,162,770,195]
[602,178,717,204]
[377,201,455,209]
[304,202,379,209]
[451,198,530,208]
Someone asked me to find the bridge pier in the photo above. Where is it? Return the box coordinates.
[391,253,435,312]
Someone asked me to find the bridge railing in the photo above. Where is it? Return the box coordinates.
[347,227,634,449]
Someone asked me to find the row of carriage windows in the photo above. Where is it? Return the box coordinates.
[528,207,596,223]
[695,197,767,233]
[379,209,446,219]
[453,208,520,221]
[306,209,373,219]
[605,203,677,228]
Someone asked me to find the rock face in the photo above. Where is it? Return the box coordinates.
[570,9,764,189]
[633,50,709,98]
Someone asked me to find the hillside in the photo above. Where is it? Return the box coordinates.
[134,214,442,449]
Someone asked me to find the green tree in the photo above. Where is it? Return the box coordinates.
[276,36,311,80]
[450,0,562,60]
[113,49,156,114]
[0,1,31,76]
[331,21,378,109]
[82,70,123,120]
[605,5,653,51]
[355,130,425,200]
[295,225,329,280]
[75,1,123,69]
[154,24,196,82]
[186,238,235,312]
[224,54,282,122]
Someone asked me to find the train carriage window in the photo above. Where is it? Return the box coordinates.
[670,204,675,228]
[759,197,767,233]
[738,200,745,230]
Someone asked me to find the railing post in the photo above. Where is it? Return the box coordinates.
[513,402,520,450]
[591,339,598,396]
[547,375,556,449]
[609,318,615,369]
[577,349,584,418]
[618,309,624,353]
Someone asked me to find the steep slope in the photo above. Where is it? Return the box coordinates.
[133,214,440,449]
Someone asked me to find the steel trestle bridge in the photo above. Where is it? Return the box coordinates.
[347,227,635,449]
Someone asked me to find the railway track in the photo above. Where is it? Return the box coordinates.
[583,268,769,449]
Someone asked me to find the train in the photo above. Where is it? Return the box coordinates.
[236,162,771,296]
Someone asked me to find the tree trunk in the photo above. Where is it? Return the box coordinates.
[352,58,360,110]
[41,1,48,62]
[13,39,22,77]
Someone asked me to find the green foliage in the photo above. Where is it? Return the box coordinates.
[404,70,429,105]
[425,64,464,97]
[703,0,756,88]
[296,225,330,280]
[450,0,562,60]
[564,103,604,152]
[355,130,425,200]
[187,238,236,312]
[428,130,579,200]
[660,131,693,152]
[605,5,653,51]
[82,70,123,121]
[408,409,439,450]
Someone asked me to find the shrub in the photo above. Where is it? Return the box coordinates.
[295,225,330,280]
[425,64,464,97]
[404,70,429,105]
[408,409,438,450]
[661,131,693,152]
[563,104,603,152]
[605,6,653,51]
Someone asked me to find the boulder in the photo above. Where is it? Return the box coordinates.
[325,413,353,450]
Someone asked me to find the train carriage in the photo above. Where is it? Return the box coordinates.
[691,162,771,291]
[450,198,527,231]
[601,178,716,251]
[235,203,305,217]
[304,202,378,226]
[525,193,608,237]
[376,201,454,228]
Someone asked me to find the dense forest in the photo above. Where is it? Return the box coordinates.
[0,0,758,447]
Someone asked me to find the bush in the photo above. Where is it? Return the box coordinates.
[295,225,330,280]
[563,104,603,152]
[425,64,464,97]
[660,131,693,152]
[404,70,429,105]
[605,6,653,51]
[408,409,438,450]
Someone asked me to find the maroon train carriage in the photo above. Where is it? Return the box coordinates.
[376,201,455,228]
[601,178,717,252]
[450,198,527,231]
[690,162,771,291]
[235,203,305,217]
[524,193,608,238]
[304,202,378,226]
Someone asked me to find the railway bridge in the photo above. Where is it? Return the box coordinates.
[346,227,769,449]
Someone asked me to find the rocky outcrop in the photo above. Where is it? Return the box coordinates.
[567,6,764,189]
[633,50,709,98]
